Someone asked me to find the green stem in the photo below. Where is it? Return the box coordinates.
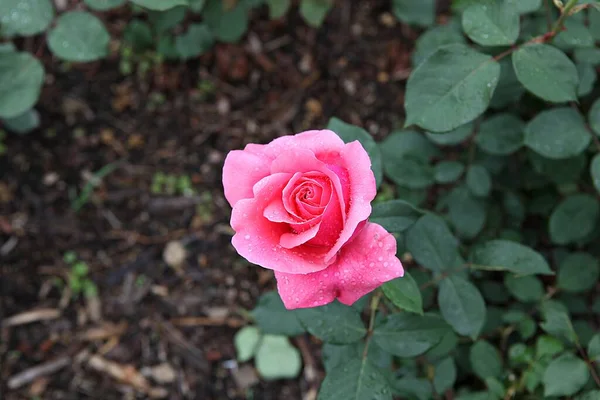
[551,0,579,34]
[362,290,382,360]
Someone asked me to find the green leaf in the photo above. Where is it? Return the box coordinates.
[327,117,383,188]
[557,252,600,293]
[255,335,302,380]
[426,330,459,361]
[0,0,54,36]
[543,353,589,397]
[540,302,577,344]
[504,274,544,302]
[317,358,392,400]
[203,0,247,42]
[299,0,333,27]
[466,165,492,197]
[148,6,187,33]
[266,0,291,18]
[507,0,541,13]
[370,199,423,233]
[434,161,465,183]
[425,122,473,146]
[554,20,594,50]
[577,63,596,97]
[382,272,423,315]
[574,48,600,65]
[475,113,524,155]
[434,357,456,394]
[189,0,205,12]
[380,130,438,189]
[84,0,126,10]
[3,108,40,134]
[470,340,503,379]
[0,52,44,119]
[438,276,486,339]
[512,44,578,102]
[412,20,466,67]
[392,0,435,27]
[470,240,553,275]
[446,186,487,239]
[405,44,500,132]
[234,326,261,362]
[589,97,600,136]
[251,291,305,336]
[47,12,110,62]
[405,214,461,272]
[525,107,590,159]
[489,58,524,109]
[529,151,586,185]
[175,23,214,59]
[373,313,450,357]
[295,302,366,344]
[592,154,600,194]
[129,0,188,10]
[123,20,153,52]
[536,335,565,359]
[462,0,519,46]
[549,194,599,245]
[588,334,600,362]
[576,391,600,400]
[393,377,433,400]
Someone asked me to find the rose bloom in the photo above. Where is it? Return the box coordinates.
[223,130,404,309]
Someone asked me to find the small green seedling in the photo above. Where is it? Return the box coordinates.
[63,251,98,298]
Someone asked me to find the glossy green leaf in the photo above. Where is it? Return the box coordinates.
[234,326,261,362]
[203,0,248,42]
[446,186,487,239]
[512,44,578,102]
[434,357,456,394]
[130,0,187,10]
[543,353,589,397]
[589,97,600,136]
[434,161,465,183]
[392,0,435,27]
[251,291,305,336]
[462,0,519,46]
[412,20,466,67]
[266,0,291,18]
[0,0,54,36]
[84,0,126,10]
[406,214,461,272]
[328,117,383,188]
[549,194,599,245]
[475,113,524,155]
[47,12,110,62]
[470,240,552,275]
[470,340,502,379]
[588,334,600,362]
[405,44,500,132]
[373,313,450,357]
[577,63,596,97]
[3,108,40,134]
[438,276,486,339]
[296,302,366,344]
[299,0,333,27]
[540,301,577,344]
[255,335,302,380]
[525,107,590,159]
[507,0,541,13]
[591,154,600,194]
[317,358,392,400]
[0,52,44,119]
[371,200,423,233]
[504,274,544,302]
[557,252,600,293]
[554,20,594,50]
[466,165,492,197]
[175,23,214,59]
[425,122,473,146]
[382,272,423,315]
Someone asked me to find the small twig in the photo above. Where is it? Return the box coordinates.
[362,290,383,360]
[7,356,71,389]
[3,308,61,327]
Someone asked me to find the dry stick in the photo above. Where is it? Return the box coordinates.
[7,356,71,389]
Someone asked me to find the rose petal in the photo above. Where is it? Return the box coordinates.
[275,222,404,309]
[222,149,272,207]
[280,224,320,249]
[231,174,330,274]
[324,141,377,262]
[246,129,346,162]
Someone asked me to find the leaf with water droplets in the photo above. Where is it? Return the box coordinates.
[462,0,520,46]
[382,272,423,315]
[0,0,54,36]
[372,314,450,357]
[0,51,44,119]
[296,301,366,344]
[512,44,578,103]
[318,358,392,400]
[47,11,110,62]
[405,44,500,133]
[438,276,486,339]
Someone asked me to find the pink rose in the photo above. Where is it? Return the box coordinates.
[222,129,404,309]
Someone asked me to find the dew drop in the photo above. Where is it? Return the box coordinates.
[244,234,250,240]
